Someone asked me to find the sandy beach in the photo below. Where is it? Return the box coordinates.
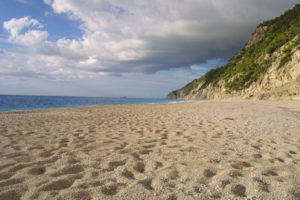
[0,100,300,200]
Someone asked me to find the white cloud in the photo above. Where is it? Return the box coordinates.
[14,30,48,46]
[3,16,48,45]
[4,17,39,37]
[2,1,298,81]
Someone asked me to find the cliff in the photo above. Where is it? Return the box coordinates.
[167,4,300,100]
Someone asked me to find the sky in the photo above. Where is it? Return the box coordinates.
[0,0,299,98]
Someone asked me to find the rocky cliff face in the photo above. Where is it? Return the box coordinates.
[167,5,300,100]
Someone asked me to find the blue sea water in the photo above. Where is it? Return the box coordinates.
[0,95,186,112]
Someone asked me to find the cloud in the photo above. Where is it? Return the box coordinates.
[3,16,48,45]
[1,0,298,80]
[42,0,298,74]
[4,17,40,38]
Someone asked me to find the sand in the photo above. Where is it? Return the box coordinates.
[0,100,300,200]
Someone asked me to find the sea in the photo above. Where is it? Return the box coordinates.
[0,95,186,112]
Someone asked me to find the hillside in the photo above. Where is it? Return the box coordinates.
[167,4,300,100]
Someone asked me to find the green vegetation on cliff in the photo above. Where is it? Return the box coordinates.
[175,4,300,96]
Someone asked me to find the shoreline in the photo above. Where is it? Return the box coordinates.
[0,101,299,199]
[0,99,189,113]
[1,98,300,114]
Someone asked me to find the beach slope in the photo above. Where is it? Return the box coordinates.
[0,101,300,199]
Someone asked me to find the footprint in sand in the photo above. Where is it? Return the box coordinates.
[101,185,118,195]
[133,162,145,173]
[77,181,104,189]
[144,139,157,143]
[138,178,154,190]
[253,177,269,192]
[262,170,278,176]
[131,153,142,160]
[176,131,183,136]
[62,191,92,200]
[220,180,230,189]
[161,133,168,140]
[203,169,216,178]
[101,183,126,196]
[289,150,297,155]
[39,151,54,158]
[121,169,135,179]
[251,145,261,150]
[154,161,163,169]
[114,143,128,150]
[231,161,251,169]
[51,165,84,177]
[28,166,46,175]
[142,144,156,149]
[109,160,127,167]
[231,184,246,197]
[168,170,179,180]
[106,160,127,171]
[139,149,153,155]
[275,157,285,163]
[253,154,262,159]
[229,170,243,178]
[167,193,177,200]
[41,178,75,191]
